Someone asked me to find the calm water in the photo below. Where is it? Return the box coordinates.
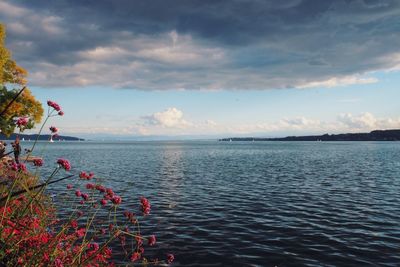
[23,141,400,266]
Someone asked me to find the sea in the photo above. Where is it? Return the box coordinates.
[18,140,400,266]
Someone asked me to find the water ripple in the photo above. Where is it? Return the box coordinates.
[28,141,400,266]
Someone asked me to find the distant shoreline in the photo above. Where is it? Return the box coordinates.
[219,129,400,142]
[0,133,84,141]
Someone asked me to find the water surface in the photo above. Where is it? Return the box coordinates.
[24,141,400,266]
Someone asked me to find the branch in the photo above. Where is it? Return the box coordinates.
[0,86,26,117]
[0,173,75,203]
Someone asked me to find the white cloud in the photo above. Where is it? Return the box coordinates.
[52,111,400,137]
[143,107,191,128]
[338,112,377,129]
[297,75,378,89]
[26,31,226,89]
[384,53,400,72]
[138,111,400,136]
[338,112,400,130]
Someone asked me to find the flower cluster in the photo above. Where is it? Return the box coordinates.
[57,158,71,171]
[33,158,43,167]
[49,126,58,134]
[167,254,175,264]
[1,157,175,266]
[140,197,151,215]
[0,195,113,266]
[16,117,29,128]
[0,98,174,266]
[79,171,95,180]
[148,235,156,246]
[47,100,61,112]
[8,162,27,172]
[47,100,64,117]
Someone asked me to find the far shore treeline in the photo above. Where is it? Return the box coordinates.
[220,129,400,142]
[0,133,84,141]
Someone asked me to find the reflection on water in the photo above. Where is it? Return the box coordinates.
[30,141,400,266]
[160,143,184,213]
[160,143,184,186]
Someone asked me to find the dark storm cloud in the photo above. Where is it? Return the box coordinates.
[0,0,399,89]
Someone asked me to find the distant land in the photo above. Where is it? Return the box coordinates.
[219,129,400,142]
[0,133,84,141]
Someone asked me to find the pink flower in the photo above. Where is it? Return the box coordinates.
[130,252,140,262]
[54,258,63,267]
[9,162,18,171]
[112,196,122,205]
[70,220,78,228]
[123,211,132,218]
[75,190,82,197]
[57,158,71,171]
[104,247,112,258]
[100,199,107,206]
[166,254,175,264]
[140,197,151,215]
[33,158,43,167]
[118,234,127,246]
[58,110,64,116]
[106,188,114,197]
[18,163,27,172]
[86,183,95,190]
[96,185,106,192]
[79,171,94,180]
[81,193,89,201]
[89,243,99,251]
[75,228,86,238]
[135,236,143,247]
[139,247,144,254]
[148,235,156,246]
[47,100,61,111]
[49,126,58,133]
[16,117,29,127]
[66,184,73,189]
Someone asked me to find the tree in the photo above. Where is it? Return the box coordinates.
[0,24,43,136]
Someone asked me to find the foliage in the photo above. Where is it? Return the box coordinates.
[0,24,43,136]
[0,24,27,86]
[0,86,44,136]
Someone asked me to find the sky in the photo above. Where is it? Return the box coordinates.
[0,0,399,139]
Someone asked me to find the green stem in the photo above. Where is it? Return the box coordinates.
[0,171,21,225]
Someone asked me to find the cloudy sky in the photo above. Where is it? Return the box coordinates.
[1,0,399,138]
